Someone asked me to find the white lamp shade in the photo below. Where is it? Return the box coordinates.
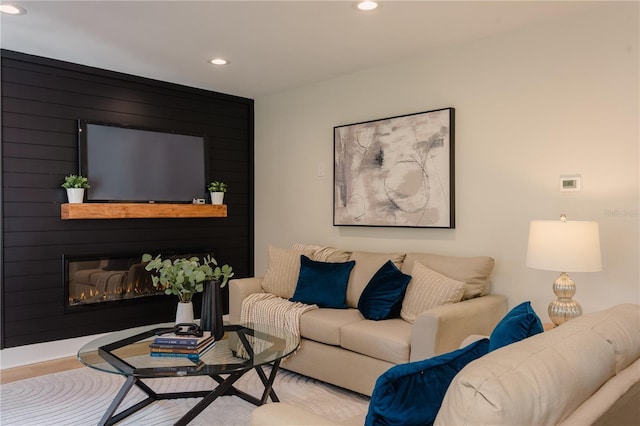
[526,220,602,273]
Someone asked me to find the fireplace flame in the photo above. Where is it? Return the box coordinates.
[68,270,163,307]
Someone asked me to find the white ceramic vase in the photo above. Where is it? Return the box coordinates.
[210,192,225,205]
[66,188,85,204]
[175,301,194,324]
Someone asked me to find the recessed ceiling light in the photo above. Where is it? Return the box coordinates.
[356,1,379,11]
[209,58,229,66]
[0,4,26,15]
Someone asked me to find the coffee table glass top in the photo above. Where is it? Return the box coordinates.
[77,322,299,378]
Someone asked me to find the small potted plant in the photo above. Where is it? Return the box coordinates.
[207,181,227,205]
[142,253,233,328]
[61,174,90,204]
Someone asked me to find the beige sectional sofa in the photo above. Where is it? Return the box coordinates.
[250,304,640,426]
[229,245,507,396]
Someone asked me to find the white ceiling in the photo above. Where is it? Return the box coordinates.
[1,1,603,99]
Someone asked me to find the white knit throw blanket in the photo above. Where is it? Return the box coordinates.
[236,292,317,359]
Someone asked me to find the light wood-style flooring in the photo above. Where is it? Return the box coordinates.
[0,357,84,385]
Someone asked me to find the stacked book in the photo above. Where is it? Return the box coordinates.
[149,331,214,360]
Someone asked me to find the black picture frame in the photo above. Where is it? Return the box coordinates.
[334,107,455,228]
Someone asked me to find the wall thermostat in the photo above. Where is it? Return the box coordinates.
[560,175,581,192]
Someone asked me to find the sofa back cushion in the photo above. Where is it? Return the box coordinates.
[435,304,640,426]
[261,245,315,298]
[557,303,640,373]
[401,253,495,299]
[346,251,406,308]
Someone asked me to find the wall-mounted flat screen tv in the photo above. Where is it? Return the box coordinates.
[78,120,209,203]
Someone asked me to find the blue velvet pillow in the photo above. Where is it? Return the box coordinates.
[290,255,355,308]
[358,260,411,320]
[365,338,490,426]
[489,301,543,352]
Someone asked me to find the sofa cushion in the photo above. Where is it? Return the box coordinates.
[299,308,364,346]
[400,262,465,324]
[435,314,621,426]
[261,245,315,298]
[290,256,355,308]
[291,243,352,263]
[488,301,543,351]
[558,303,640,374]
[346,251,406,308]
[358,260,412,321]
[366,338,490,426]
[340,318,412,364]
[401,253,495,300]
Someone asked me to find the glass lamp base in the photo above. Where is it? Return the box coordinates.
[548,298,582,326]
[548,272,582,326]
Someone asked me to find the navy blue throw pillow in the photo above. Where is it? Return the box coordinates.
[489,301,543,352]
[290,255,355,308]
[365,338,490,426]
[358,260,411,320]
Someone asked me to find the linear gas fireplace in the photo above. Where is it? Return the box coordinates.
[64,250,214,309]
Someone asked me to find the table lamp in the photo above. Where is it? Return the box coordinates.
[526,214,602,326]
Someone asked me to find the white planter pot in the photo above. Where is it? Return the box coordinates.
[175,301,194,325]
[210,192,225,205]
[66,188,85,204]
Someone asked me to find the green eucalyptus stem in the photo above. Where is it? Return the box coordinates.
[142,253,234,303]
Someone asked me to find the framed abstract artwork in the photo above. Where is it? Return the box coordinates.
[334,108,455,228]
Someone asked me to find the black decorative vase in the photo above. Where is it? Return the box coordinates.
[201,279,224,341]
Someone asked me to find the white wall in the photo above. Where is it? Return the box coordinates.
[254,3,639,321]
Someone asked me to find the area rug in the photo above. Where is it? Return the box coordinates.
[0,366,369,425]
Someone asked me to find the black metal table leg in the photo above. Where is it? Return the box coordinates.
[255,360,281,404]
[99,376,150,426]
[173,371,246,426]
[100,369,277,426]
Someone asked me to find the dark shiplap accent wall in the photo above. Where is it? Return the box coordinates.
[0,50,254,348]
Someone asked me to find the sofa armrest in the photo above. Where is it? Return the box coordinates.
[228,277,264,324]
[410,294,507,361]
[460,334,488,348]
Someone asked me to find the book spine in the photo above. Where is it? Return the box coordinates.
[153,338,200,345]
[198,341,215,356]
[149,352,200,360]
[150,343,199,350]
[151,347,199,354]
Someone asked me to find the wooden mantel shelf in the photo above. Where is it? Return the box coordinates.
[61,203,227,219]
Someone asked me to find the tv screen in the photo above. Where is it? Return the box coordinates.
[79,121,208,203]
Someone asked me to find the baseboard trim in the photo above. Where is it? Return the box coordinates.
[0,356,84,385]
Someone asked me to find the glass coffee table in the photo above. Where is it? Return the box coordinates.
[78,322,299,426]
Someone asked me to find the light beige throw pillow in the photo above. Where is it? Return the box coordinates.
[261,245,314,299]
[400,262,465,324]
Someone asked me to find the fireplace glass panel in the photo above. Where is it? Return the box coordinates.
[65,250,214,307]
